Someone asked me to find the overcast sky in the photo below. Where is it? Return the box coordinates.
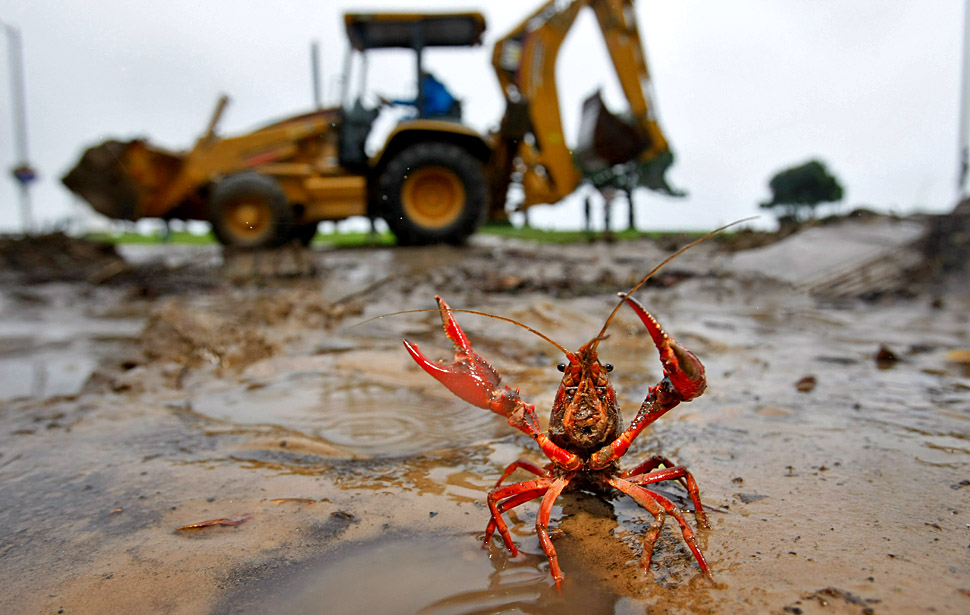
[0,0,965,234]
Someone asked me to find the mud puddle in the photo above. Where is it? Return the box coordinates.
[0,284,142,400]
[218,535,583,615]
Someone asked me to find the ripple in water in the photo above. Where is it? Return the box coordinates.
[190,371,504,457]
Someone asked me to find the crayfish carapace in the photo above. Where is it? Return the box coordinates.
[403,224,745,589]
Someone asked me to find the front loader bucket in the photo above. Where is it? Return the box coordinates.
[62,139,183,220]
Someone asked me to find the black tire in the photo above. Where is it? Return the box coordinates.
[209,173,293,248]
[378,142,487,245]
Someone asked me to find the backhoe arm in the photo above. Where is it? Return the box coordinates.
[590,0,669,162]
[491,0,677,208]
[492,0,585,207]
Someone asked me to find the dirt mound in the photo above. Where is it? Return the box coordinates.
[716,209,900,253]
[0,232,126,284]
[140,299,276,371]
[133,288,360,376]
[919,198,970,289]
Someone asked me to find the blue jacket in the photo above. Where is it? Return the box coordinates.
[393,74,456,117]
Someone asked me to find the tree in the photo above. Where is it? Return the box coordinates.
[761,159,844,222]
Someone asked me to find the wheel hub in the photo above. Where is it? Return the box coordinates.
[401,166,465,229]
[226,200,270,238]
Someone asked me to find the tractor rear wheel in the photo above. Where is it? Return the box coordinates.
[379,142,487,245]
[209,173,293,248]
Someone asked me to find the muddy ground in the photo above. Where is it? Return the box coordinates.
[1,214,968,614]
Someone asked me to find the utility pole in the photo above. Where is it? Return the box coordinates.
[311,40,322,109]
[2,20,36,234]
[958,0,970,197]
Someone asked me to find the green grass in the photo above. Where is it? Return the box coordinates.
[85,225,709,247]
[85,230,216,245]
[312,231,396,247]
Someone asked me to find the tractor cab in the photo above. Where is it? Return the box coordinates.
[338,12,487,169]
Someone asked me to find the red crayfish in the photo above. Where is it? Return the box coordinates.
[402,229,735,589]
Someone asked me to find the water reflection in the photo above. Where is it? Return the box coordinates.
[413,492,651,614]
[418,544,617,615]
[228,533,626,615]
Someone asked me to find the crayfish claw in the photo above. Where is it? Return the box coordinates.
[403,297,505,412]
[434,295,473,354]
[403,338,500,411]
[621,294,706,402]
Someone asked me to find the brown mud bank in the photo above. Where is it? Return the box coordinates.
[1,214,968,614]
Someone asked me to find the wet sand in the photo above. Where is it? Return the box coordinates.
[1,218,968,614]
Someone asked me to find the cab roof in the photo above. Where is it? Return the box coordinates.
[344,12,487,51]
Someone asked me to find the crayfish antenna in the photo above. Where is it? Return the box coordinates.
[358,307,568,356]
[591,217,756,350]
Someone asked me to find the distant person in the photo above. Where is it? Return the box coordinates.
[382,72,458,119]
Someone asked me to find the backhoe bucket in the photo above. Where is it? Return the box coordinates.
[575,91,650,170]
[62,139,184,220]
[574,91,681,195]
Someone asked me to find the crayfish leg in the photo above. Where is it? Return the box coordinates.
[641,510,667,570]
[535,476,571,590]
[622,459,710,529]
[608,476,713,582]
[494,459,550,488]
[484,479,551,554]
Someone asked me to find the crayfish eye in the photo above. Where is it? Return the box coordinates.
[557,362,567,372]
[604,363,614,372]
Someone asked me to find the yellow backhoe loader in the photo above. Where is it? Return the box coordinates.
[63,0,678,248]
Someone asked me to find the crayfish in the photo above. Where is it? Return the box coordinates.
[402,228,737,589]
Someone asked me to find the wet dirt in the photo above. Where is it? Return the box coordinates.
[1,217,969,614]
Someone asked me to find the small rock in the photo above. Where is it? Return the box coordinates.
[875,345,899,368]
[795,375,817,393]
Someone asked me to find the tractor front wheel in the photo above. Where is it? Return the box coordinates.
[209,173,293,248]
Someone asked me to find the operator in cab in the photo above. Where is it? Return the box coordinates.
[382,72,460,120]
